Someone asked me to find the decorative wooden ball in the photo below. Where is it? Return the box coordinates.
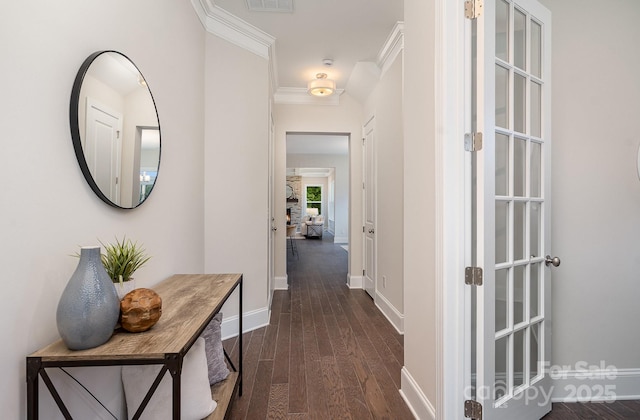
[120,288,162,333]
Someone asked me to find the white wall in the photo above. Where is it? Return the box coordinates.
[204,33,271,330]
[540,0,640,400]
[286,154,349,242]
[402,0,438,416]
[274,95,364,286]
[2,1,205,417]
[363,51,405,323]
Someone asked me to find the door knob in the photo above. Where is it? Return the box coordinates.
[369,228,375,234]
[545,255,561,267]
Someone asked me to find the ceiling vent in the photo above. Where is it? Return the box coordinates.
[246,0,294,13]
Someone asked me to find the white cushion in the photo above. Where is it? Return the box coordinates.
[121,337,217,420]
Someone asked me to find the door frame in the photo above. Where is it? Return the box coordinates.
[434,0,473,419]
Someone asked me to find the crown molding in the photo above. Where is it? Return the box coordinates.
[377,21,405,78]
[191,0,276,60]
[274,87,345,106]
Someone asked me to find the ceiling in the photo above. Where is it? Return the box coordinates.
[212,0,403,95]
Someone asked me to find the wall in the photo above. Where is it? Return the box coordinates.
[363,50,405,328]
[2,1,205,417]
[540,0,640,400]
[204,33,271,332]
[287,154,349,242]
[274,96,363,286]
[401,0,438,417]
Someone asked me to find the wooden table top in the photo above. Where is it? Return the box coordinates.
[29,273,242,362]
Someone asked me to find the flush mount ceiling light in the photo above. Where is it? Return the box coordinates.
[307,73,336,97]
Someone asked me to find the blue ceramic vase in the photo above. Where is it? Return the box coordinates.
[56,246,120,350]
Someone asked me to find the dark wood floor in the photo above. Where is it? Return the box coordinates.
[541,400,640,419]
[222,233,640,419]
[223,233,414,419]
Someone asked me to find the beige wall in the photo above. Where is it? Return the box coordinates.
[539,0,640,394]
[402,0,438,414]
[204,33,270,321]
[2,0,205,417]
[364,52,405,319]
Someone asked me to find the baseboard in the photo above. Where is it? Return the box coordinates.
[274,276,288,290]
[333,236,348,244]
[400,367,435,420]
[220,306,270,340]
[347,274,363,289]
[551,367,640,402]
[375,290,405,334]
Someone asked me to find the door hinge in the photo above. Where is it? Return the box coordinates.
[363,226,365,233]
[363,269,365,276]
[464,400,482,419]
[464,132,483,152]
[465,267,483,286]
[464,0,483,19]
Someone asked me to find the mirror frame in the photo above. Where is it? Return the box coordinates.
[70,50,161,209]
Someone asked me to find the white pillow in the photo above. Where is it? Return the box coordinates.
[121,337,217,420]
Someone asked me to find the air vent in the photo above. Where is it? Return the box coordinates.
[246,0,294,13]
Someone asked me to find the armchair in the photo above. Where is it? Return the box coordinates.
[301,215,324,238]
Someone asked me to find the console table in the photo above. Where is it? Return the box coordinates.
[27,273,243,420]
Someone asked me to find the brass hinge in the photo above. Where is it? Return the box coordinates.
[464,132,483,152]
[464,0,483,19]
[464,400,482,419]
[465,267,483,286]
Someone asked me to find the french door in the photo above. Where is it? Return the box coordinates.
[471,0,554,418]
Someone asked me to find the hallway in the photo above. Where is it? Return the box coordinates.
[224,234,414,419]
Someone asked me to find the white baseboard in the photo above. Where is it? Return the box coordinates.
[347,274,363,289]
[400,367,435,420]
[551,367,640,402]
[220,306,270,340]
[274,276,288,290]
[333,236,348,244]
[375,291,405,334]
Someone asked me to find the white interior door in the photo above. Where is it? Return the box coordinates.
[86,98,122,205]
[363,118,376,297]
[474,0,553,418]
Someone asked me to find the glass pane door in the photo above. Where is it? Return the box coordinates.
[473,0,552,418]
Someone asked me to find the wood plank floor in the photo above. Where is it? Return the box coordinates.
[223,233,640,419]
[223,233,414,419]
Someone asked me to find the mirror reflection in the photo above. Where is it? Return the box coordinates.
[71,51,160,209]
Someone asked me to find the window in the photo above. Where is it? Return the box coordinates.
[306,185,322,215]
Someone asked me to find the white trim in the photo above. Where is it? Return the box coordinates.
[333,235,348,244]
[191,0,275,59]
[274,275,288,290]
[551,368,640,402]
[400,367,436,420]
[220,307,270,340]
[347,274,363,289]
[273,87,344,105]
[435,0,468,419]
[375,291,404,334]
[377,22,405,78]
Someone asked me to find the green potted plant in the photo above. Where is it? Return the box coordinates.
[99,236,151,299]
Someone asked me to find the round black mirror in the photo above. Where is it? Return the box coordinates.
[70,51,161,209]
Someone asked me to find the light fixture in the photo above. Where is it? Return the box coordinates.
[307,73,335,97]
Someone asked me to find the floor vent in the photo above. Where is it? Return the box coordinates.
[246,0,293,13]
